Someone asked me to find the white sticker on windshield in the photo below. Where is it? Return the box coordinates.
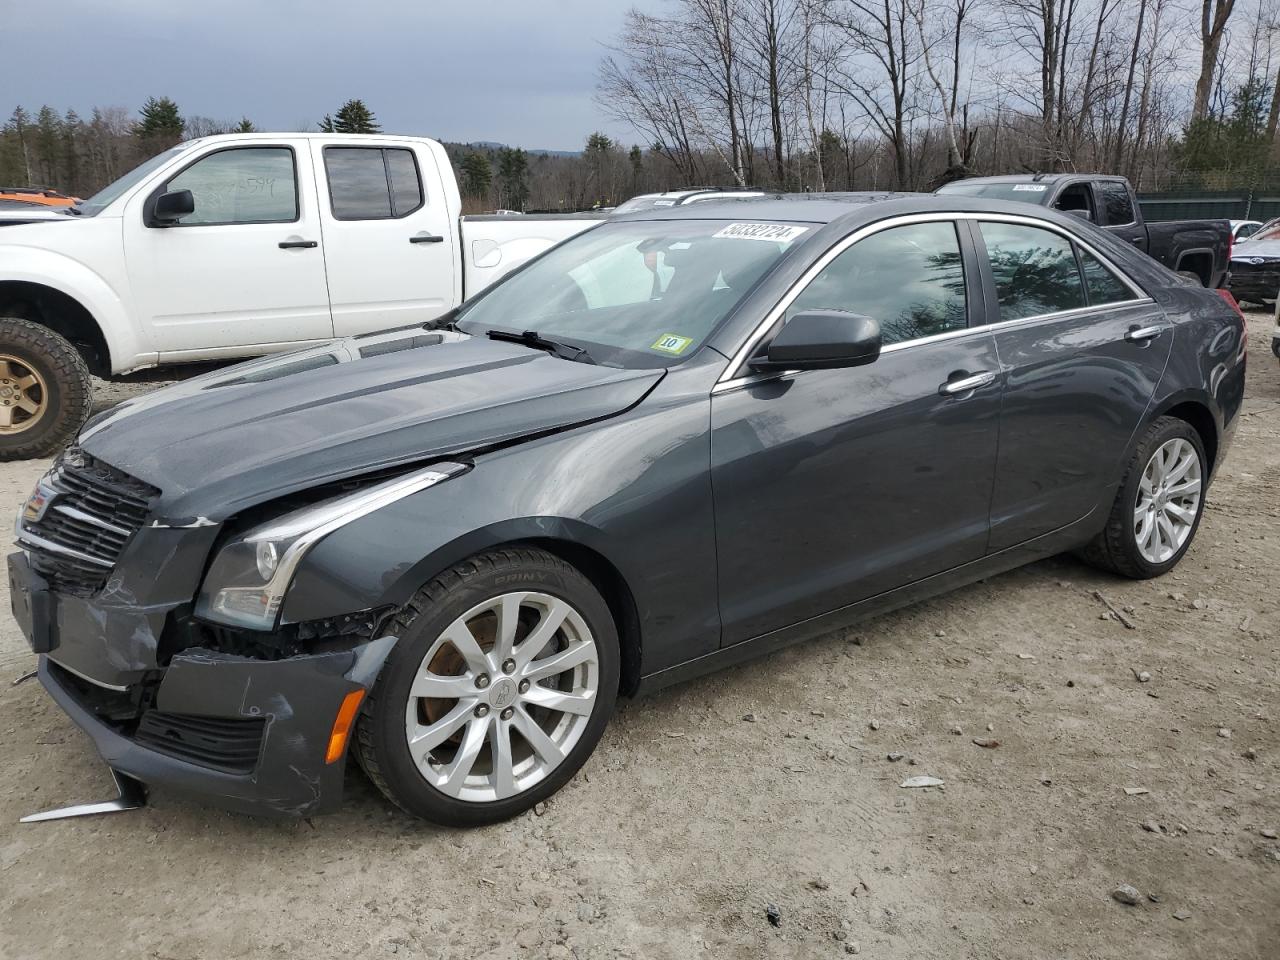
[1012,184,1048,192]
[713,222,810,243]
[653,200,676,206]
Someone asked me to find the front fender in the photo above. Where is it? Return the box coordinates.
[0,242,154,372]
[280,382,722,677]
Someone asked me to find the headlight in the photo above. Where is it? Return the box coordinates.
[195,462,468,630]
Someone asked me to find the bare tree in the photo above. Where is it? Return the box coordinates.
[1193,0,1239,120]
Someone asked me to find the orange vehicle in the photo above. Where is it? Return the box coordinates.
[0,187,80,207]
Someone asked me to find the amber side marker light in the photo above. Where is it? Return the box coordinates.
[325,689,366,764]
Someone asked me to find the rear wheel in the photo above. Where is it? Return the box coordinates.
[355,547,619,825]
[0,318,92,460]
[1078,416,1206,579]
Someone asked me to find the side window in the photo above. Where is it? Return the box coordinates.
[1098,181,1136,226]
[786,221,967,345]
[979,222,1085,321]
[166,148,297,225]
[1077,246,1134,305]
[325,147,424,220]
[1055,183,1096,221]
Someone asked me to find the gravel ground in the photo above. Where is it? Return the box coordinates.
[0,318,1276,960]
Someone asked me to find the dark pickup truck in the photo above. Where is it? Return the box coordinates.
[937,174,1231,288]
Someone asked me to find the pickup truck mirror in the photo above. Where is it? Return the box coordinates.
[750,310,882,371]
[1063,207,1094,223]
[151,189,195,226]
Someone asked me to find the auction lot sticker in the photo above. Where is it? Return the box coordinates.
[651,333,694,355]
[1011,184,1047,192]
[713,222,809,243]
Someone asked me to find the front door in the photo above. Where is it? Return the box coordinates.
[711,220,1002,647]
[311,141,458,337]
[125,144,334,355]
[972,219,1173,550]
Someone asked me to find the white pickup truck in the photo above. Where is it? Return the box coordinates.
[0,133,601,458]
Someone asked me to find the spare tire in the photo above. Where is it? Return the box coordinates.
[0,317,92,460]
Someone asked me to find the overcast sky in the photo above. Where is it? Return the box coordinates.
[1,0,637,151]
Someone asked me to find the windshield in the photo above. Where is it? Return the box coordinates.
[76,147,186,216]
[455,219,808,368]
[610,194,675,215]
[936,181,1054,205]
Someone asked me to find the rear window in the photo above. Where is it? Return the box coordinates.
[324,147,424,220]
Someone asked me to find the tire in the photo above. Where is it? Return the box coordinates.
[0,317,92,460]
[1077,416,1207,579]
[355,547,620,825]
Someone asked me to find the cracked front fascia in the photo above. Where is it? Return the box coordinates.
[152,635,398,816]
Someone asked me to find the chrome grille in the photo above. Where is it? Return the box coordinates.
[18,448,159,596]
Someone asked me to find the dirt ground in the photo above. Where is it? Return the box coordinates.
[0,318,1276,960]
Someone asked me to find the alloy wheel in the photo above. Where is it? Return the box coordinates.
[0,356,47,435]
[1134,437,1202,564]
[403,591,599,803]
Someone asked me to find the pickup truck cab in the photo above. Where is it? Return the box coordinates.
[937,174,1231,289]
[0,133,600,459]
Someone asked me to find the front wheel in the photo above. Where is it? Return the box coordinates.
[0,317,92,460]
[1078,416,1207,579]
[355,547,619,825]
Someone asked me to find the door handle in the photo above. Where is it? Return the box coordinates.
[279,239,317,249]
[1124,325,1163,343]
[939,371,997,396]
[409,234,445,244]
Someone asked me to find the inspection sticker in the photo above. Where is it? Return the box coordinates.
[651,333,694,355]
[1012,184,1048,192]
[713,222,809,243]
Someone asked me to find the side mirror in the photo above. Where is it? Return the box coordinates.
[151,189,194,225]
[750,310,882,371]
[1063,207,1094,223]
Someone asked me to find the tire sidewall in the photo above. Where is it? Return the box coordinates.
[0,318,91,458]
[368,557,620,825]
[1119,420,1207,577]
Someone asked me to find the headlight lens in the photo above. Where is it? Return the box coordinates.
[196,462,468,630]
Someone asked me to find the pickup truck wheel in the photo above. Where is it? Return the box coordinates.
[1076,416,1206,579]
[0,318,92,460]
[354,547,620,825]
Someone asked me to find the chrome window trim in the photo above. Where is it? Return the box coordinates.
[716,210,1153,388]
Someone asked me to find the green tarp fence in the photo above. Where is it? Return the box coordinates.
[1137,193,1280,223]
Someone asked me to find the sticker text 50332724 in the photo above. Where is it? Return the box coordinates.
[712,223,810,243]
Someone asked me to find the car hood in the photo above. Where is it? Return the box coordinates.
[79,329,664,521]
[1231,237,1280,260]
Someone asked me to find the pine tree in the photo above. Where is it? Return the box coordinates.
[320,100,380,134]
[459,152,492,197]
[62,109,82,194]
[497,147,528,210]
[136,96,185,142]
[34,106,62,186]
[234,117,257,133]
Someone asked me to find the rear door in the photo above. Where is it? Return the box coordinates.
[125,143,334,355]
[311,140,459,336]
[975,218,1173,551]
[711,218,1002,646]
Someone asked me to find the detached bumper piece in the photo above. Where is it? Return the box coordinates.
[21,768,146,823]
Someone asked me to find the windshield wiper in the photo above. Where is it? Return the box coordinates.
[486,329,595,364]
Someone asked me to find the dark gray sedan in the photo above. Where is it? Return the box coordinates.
[9,195,1246,824]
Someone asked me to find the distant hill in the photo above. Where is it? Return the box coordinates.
[465,140,582,157]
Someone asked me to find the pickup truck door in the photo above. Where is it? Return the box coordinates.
[461,216,601,297]
[1095,180,1147,252]
[310,140,460,337]
[124,143,335,356]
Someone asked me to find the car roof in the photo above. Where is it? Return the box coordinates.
[941,173,1128,186]
[606,190,1113,226]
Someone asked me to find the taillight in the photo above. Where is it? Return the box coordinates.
[1215,288,1245,318]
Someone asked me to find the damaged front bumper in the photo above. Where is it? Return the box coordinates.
[38,635,395,817]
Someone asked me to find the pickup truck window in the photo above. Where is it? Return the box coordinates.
[78,146,185,217]
[1098,181,1135,225]
[324,147,424,220]
[978,221,1086,320]
[1055,183,1096,221]
[456,220,800,369]
[785,222,967,345]
[167,147,298,225]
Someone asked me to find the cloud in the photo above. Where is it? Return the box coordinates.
[0,0,637,150]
